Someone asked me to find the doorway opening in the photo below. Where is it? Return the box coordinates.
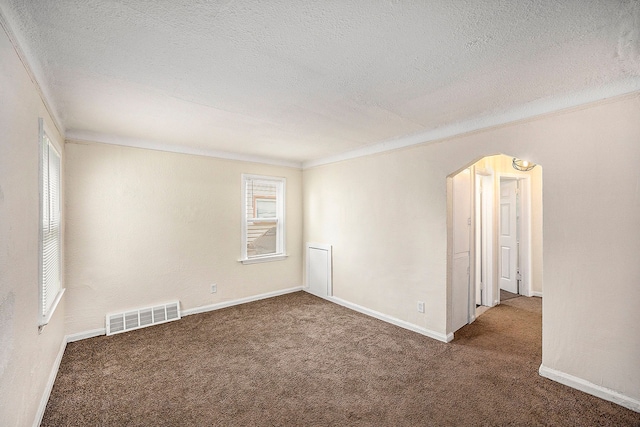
[447,154,543,335]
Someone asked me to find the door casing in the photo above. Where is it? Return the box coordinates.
[497,173,533,300]
[475,170,494,307]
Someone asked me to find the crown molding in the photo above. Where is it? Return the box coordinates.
[302,80,640,169]
[3,0,638,170]
[65,129,303,169]
[0,6,64,138]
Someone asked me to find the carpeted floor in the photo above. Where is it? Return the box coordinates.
[500,289,519,301]
[42,292,640,426]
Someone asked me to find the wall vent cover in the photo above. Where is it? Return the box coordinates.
[106,301,180,336]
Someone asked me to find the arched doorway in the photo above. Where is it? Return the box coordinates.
[447,154,543,335]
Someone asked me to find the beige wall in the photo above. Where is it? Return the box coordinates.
[304,150,451,334]
[0,26,66,425]
[2,9,639,416]
[303,93,640,402]
[64,142,302,335]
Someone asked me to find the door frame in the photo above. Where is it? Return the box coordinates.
[475,169,495,307]
[496,173,533,300]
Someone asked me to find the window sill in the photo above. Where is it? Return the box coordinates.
[240,254,288,265]
[38,288,65,333]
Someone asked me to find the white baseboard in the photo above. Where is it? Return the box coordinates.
[532,291,543,298]
[33,337,67,427]
[539,365,640,413]
[62,288,304,343]
[181,286,303,317]
[66,328,106,343]
[317,293,452,343]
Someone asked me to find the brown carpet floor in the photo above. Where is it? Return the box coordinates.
[42,292,640,426]
[500,289,519,301]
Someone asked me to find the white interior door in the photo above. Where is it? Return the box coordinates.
[499,179,518,294]
[452,169,471,332]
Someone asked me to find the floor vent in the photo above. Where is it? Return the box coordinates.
[106,301,180,336]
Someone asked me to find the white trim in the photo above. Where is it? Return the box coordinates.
[306,242,332,250]
[54,287,304,341]
[303,84,640,169]
[475,171,495,307]
[66,131,302,169]
[66,328,106,343]
[539,365,640,413]
[181,286,303,317]
[52,288,303,341]
[468,167,477,323]
[39,289,65,328]
[497,173,533,299]
[0,9,64,137]
[532,291,543,298]
[239,254,288,265]
[33,336,67,427]
[318,293,453,343]
[519,176,533,297]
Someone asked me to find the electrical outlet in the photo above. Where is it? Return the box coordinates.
[210,284,217,294]
[417,301,425,313]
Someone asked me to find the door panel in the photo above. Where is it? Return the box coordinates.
[500,204,510,235]
[499,179,518,294]
[501,246,511,279]
[452,254,470,330]
[451,170,471,332]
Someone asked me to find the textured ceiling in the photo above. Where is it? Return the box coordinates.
[2,0,639,165]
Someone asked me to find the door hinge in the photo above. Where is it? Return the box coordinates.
[467,266,470,276]
[467,217,471,226]
[480,282,485,290]
[516,270,522,281]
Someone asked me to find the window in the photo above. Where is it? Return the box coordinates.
[39,119,64,328]
[241,174,286,264]
[255,198,276,218]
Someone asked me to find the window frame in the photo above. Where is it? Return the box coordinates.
[240,174,287,264]
[38,118,64,329]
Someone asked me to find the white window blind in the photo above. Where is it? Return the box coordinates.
[39,120,63,327]
[241,174,286,264]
